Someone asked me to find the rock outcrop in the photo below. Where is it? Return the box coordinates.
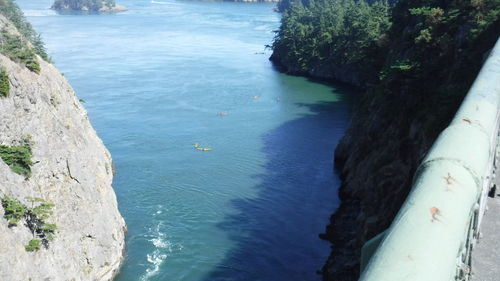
[51,0,127,12]
[317,2,500,280]
[269,53,365,87]
[270,0,500,280]
[0,14,126,281]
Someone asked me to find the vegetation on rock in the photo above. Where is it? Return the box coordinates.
[2,196,27,226]
[0,29,40,73]
[0,68,9,97]
[25,239,41,252]
[271,0,391,85]
[52,0,118,11]
[272,0,500,280]
[0,0,49,61]
[0,143,33,177]
[1,196,57,251]
[25,197,57,247]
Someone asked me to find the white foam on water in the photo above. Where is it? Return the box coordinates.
[151,0,174,5]
[140,210,182,281]
[140,223,170,280]
[141,250,167,280]
[23,9,57,17]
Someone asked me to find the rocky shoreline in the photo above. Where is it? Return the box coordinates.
[99,4,127,12]
[269,52,366,88]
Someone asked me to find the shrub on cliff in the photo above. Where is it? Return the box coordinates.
[0,30,41,73]
[1,196,57,250]
[1,196,27,226]
[25,239,41,252]
[0,69,9,97]
[0,0,50,61]
[0,143,33,177]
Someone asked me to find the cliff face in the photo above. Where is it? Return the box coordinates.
[271,0,500,280]
[321,88,441,280]
[0,14,126,281]
[319,2,500,280]
[269,52,365,87]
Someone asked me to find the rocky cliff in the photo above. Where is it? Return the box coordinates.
[0,13,126,281]
[271,0,500,280]
[322,4,499,281]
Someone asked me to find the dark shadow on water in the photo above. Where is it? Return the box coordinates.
[269,60,363,95]
[200,98,353,281]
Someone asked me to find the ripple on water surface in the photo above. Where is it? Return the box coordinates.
[17,0,353,280]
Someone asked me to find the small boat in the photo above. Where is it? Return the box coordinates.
[194,143,212,151]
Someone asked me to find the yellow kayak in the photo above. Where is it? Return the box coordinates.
[194,143,212,151]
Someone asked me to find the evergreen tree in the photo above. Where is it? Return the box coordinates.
[0,69,9,97]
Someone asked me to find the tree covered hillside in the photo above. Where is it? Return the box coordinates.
[52,0,120,12]
[0,0,48,61]
[272,0,500,280]
[0,0,50,74]
[271,0,391,86]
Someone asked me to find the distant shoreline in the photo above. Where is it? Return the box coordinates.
[99,4,127,12]
[51,3,128,13]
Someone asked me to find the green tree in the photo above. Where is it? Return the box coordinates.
[52,0,116,11]
[25,239,41,252]
[0,144,33,177]
[0,0,50,61]
[0,30,41,73]
[272,0,391,84]
[1,196,27,226]
[0,69,9,97]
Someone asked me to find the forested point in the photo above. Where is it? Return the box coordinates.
[272,0,500,280]
[272,0,391,85]
[52,0,117,11]
[273,0,500,91]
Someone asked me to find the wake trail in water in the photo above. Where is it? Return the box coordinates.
[22,9,57,17]
[140,207,183,281]
[151,0,174,5]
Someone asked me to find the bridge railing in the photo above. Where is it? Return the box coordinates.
[359,37,500,281]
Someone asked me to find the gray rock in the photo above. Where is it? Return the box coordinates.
[0,15,126,281]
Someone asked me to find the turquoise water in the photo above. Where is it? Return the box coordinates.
[18,1,352,280]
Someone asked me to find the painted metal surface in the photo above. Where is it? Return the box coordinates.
[359,37,500,281]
